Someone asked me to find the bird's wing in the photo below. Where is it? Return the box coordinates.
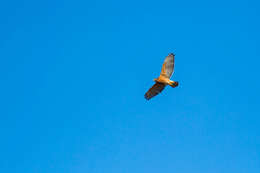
[160,53,175,78]
[144,82,166,100]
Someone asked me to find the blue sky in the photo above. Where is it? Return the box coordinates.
[0,0,260,172]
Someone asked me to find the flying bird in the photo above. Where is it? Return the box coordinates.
[144,53,179,100]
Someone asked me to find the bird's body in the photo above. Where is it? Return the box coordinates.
[144,53,178,100]
[154,75,175,87]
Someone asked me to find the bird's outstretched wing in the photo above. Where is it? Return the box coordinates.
[160,53,175,78]
[144,82,166,100]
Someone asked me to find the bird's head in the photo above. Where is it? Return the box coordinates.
[169,53,175,56]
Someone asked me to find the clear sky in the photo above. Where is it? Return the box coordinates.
[0,0,260,172]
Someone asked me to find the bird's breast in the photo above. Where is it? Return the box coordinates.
[157,76,171,84]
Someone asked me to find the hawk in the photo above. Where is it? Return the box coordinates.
[144,53,179,100]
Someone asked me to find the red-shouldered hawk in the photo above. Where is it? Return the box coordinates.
[145,53,179,100]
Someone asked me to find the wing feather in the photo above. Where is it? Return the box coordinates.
[160,53,175,78]
[144,82,166,100]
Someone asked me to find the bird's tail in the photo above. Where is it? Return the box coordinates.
[169,81,179,88]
